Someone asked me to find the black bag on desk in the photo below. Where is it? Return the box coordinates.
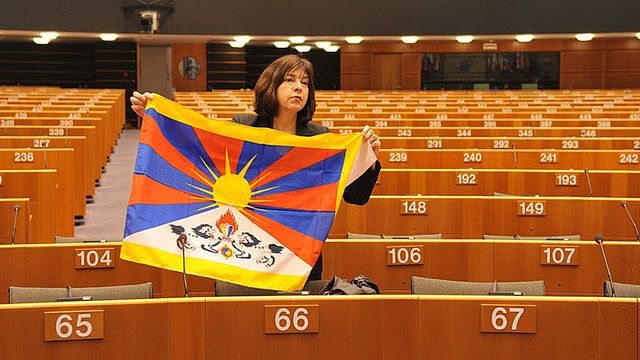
[322,275,380,295]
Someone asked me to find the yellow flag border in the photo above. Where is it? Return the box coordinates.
[121,241,308,292]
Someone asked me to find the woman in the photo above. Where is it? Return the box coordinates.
[131,54,381,281]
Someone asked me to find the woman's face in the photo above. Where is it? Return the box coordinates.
[276,67,309,115]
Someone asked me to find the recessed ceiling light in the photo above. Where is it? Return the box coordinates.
[515,34,534,43]
[315,41,331,49]
[345,36,363,44]
[33,37,51,45]
[99,33,118,41]
[273,41,290,48]
[233,35,252,44]
[294,45,311,52]
[228,40,246,48]
[635,32,640,40]
[401,36,419,44]
[456,35,474,43]
[324,45,340,52]
[40,32,59,40]
[576,33,595,41]
[289,36,306,44]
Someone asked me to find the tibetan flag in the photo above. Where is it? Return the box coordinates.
[121,94,376,291]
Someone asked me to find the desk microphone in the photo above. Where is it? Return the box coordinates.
[584,169,593,197]
[176,234,189,297]
[511,144,518,168]
[595,234,616,297]
[10,205,20,245]
[620,201,640,242]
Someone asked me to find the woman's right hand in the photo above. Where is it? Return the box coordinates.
[130,91,153,118]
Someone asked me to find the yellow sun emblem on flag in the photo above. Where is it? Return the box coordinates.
[186,149,276,218]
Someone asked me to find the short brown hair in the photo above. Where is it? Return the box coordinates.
[254,54,316,125]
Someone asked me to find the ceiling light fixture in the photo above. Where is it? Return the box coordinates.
[456,35,474,43]
[273,41,290,48]
[40,32,59,40]
[289,36,306,44]
[99,33,119,41]
[576,33,595,41]
[515,34,534,43]
[294,45,311,52]
[345,36,363,44]
[401,36,419,44]
[315,41,331,49]
[324,45,340,52]
[228,40,246,48]
[33,37,51,44]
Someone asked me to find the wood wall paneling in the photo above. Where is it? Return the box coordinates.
[342,39,638,90]
[373,54,403,90]
[341,53,373,90]
[604,72,640,88]
[402,53,422,89]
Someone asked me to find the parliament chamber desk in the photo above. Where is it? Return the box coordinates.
[378,136,640,151]
[373,168,640,197]
[379,148,640,170]
[0,295,637,359]
[2,241,639,301]
[328,125,640,136]
[330,195,640,240]
[323,240,640,296]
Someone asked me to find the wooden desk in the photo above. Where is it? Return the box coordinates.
[0,198,30,244]
[0,148,82,218]
[418,296,637,360]
[0,136,96,196]
[0,243,215,303]
[0,296,635,360]
[380,148,640,170]
[0,169,62,239]
[331,195,640,240]
[374,168,640,198]
[378,136,639,150]
[322,240,640,296]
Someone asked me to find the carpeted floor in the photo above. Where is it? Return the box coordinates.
[74,129,140,240]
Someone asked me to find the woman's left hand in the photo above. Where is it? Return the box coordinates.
[362,125,381,166]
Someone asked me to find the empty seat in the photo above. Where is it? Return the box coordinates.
[497,280,545,296]
[411,276,545,296]
[483,234,581,241]
[346,232,383,239]
[215,280,278,296]
[411,277,494,295]
[604,281,640,297]
[382,233,442,240]
[54,236,121,243]
[9,286,69,304]
[69,282,153,300]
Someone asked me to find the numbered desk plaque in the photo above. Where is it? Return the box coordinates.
[400,199,428,215]
[554,173,578,187]
[517,201,546,216]
[386,245,424,266]
[75,248,115,269]
[455,172,477,185]
[480,305,536,334]
[264,305,319,334]
[44,310,104,341]
[540,246,580,266]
